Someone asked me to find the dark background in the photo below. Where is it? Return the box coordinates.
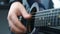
[0,0,10,34]
[0,8,10,34]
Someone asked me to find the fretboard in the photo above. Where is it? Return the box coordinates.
[33,8,60,27]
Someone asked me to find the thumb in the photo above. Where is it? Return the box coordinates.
[18,3,31,19]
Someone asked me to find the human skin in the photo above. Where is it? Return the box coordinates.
[7,2,31,34]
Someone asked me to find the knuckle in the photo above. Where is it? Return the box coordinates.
[11,1,21,8]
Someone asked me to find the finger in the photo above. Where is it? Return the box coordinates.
[8,20,21,33]
[7,2,27,33]
[9,13,27,33]
[8,17,26,33]
[18,2,31,19]
[9,2,31,19]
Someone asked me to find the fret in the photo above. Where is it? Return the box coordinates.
[34,8,60,27]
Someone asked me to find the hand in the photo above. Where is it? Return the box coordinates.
[7,2,31,34]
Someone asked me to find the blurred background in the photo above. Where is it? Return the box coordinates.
[0,0,13,34]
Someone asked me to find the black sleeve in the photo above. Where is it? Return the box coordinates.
[10,0,22,5]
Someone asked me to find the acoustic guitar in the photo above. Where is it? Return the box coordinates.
[19,2,60,34]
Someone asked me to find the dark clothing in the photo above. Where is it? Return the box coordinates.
[10,0,53,9]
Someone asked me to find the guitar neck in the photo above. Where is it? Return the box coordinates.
[35,8,60,17]
[34,8,60,27]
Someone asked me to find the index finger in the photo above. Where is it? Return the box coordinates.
[17,2,31,19]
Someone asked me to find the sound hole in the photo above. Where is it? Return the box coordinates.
[30,7,37,32]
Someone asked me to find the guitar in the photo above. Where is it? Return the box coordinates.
[19,2,60,34]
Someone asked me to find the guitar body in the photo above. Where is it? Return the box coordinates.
[20,2,40,34]
[20,2,60,34]
[10,0,60,34]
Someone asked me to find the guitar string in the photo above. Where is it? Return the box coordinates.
[30,13,60,26]
[31,16,60,26]
[26,8,60,26]
[30,10,60,17]
[29,8,60,15]
[29,8,60,21]
[31,13,59,17]
[30,8,60,23]
[31,11,50,15]
[25,15,60,27]
[26,10,60,30]
[30,9,59,18]
[29,8,60,16]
